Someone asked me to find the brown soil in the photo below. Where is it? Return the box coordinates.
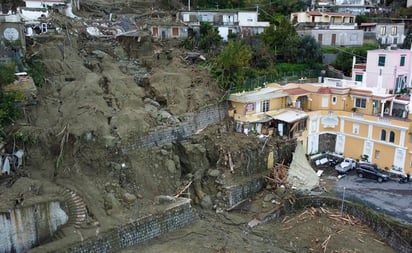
[124,207,396,253]
[0,1,401,253]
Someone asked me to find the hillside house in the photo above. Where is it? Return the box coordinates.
[176,10,269,41]
[23,0,66,8]
[228,79,412,175]
[352,48,412,96]
[360,22,405,46]
[228,86,309,138]
[291,11,363,46]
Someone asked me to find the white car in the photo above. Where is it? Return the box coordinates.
[335,158,357,174]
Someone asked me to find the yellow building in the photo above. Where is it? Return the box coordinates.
[228,78,412,175]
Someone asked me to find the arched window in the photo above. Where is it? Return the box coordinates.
[380,129,386,141]
[389,131,395,143]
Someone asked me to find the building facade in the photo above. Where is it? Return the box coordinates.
[291,11,364,46]
[360,22,405,46]
[228,79,412,176]
[352,48,412,94]
[177,10,269,41]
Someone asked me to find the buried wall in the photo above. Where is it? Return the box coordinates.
[29,198,197,253]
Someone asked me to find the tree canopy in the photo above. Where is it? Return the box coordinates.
[213,40,252,90]
[0,64,20,137]
[0,63,16,87]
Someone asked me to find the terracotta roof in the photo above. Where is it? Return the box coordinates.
[353,64,366,70]
[317,87,331,94]
[371,94,395,100]
[306,11,323,16]
[284,87,310,96]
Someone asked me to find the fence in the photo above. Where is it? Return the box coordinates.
[230,69,321,94]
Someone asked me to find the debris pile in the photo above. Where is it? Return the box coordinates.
[266,162,289,189]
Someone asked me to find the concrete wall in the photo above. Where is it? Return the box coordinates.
[0,201,68,253]
[30,198,197,253]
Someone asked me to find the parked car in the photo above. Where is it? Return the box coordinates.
[335,158,357,174]
[356,163,390,183]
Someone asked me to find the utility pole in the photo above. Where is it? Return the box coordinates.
[188,0,190,11]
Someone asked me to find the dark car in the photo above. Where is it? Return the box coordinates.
[356,163,390,183]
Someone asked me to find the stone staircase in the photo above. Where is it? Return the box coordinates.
[60,187,88,229]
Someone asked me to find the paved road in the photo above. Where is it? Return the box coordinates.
[334,172,412,225]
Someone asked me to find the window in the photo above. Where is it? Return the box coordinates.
[391,26,397,35]
[262,100,269,112]
[355,98,366,109]
[380,129,386,141]
[389,131,395,143]
[378,55,386,66]
[355,74,363,82]
[321,97,329,108]
[332,96,337,105]
[375,150,380,159]
[353,124,359,134]
[380,26,386,35]
[409,134,412,143]
[400,55,406,66]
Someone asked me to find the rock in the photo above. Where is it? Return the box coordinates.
[163,143,173,150]
[160,149,168,156]
[263,193,274,202]
[103,135,119,147]
[216,191,222,198]
[143,98,161,108]
[144,103,158,117]
[92,50,108,59]
[200,195,213,209]
[104,193,121,214]
[158,110,180,123]
[137,193,143,199]
[155,195,176,204]
[122,192,137,203]
[165,159,176,173]
[208,169,220,177]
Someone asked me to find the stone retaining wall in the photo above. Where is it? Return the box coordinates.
[30,198,197,253]
[224,177,266,208]
[122,103,228,151]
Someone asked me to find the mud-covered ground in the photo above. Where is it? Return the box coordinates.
[0,1,405,253]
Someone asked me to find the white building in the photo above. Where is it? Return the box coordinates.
[23,0,66,8]
[177,10,269,41]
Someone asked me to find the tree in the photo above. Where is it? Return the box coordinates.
[213,40,252,90]
[0,64,20,138]
[260,0,306,18]
[198,22,222,52]
[402,25,412,49]
[297,35,322,64]
[0,63,16,87]
[261,17,300,62]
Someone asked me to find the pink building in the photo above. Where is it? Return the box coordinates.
[353,48,412,94]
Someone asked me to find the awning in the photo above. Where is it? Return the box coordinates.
[251,117,272,123]
[266,110,308,123]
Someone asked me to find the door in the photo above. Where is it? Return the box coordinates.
[318,34,323,45]
[152,27,158,37]
[331,34,336,46]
